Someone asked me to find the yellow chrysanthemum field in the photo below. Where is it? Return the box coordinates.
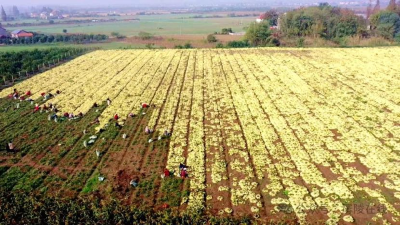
[0,47,399,224]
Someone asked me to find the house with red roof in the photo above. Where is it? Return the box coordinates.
[256,14,266,23]
[11,30,33,38]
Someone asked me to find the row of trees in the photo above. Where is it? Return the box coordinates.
[238,2,400,48]
[1,5,20,21]
[0,33,108,45]
[370,1,400,41]
[0,48,92,82]
[279,4,366,40]
[279,2,400,42]
[1,6,6,21]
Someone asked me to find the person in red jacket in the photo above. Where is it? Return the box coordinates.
[114,114,119,120]
[34,104,40,112]
[180,168,187,179]
[164,169,170,177]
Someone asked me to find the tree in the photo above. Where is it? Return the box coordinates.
[319,2,330,8]
[175,42,193,49]
[367,0,373,19]
[206,34,217,43]
[138,31,153,40]
[225,40,250,48]
[280,6,364,40]
[183,43,193,48]
[260,10,279,26]
[370,10,400,40]
[47,35,55,43]
[387,0,397,12]
[39,35,48,43]
[1,6,7,22]
[111,32,120,37]
[372,0,381,14]
[244,21,272,46]
[63,29,67,34]
[12,6,19,17]
[215,43,224,48]
[221,28,233,34]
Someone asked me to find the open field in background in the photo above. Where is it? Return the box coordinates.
[4,14,254,36]
[123,34,242,48]
[0,47,399,224]
[0,34,241,52]
[0,42,147,52]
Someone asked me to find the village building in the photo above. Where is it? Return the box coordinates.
[40,12,48,20]
[256,14,266,23]
[256,13,280,30]
[11,29,33,38]
[49,10,59,17]
[0,23,8,38]
[30,13,39,18]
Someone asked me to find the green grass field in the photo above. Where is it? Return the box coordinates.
[0,42,147,52]
[5,14,254,36]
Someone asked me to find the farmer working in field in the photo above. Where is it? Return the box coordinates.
[180,168,187,179]
[164,130,171,137]
[34,103,40,112]
[8,142,15,153]
[145,126,155,134]
[141,103,149,108]
[164,168,170,177]
[130,177,139,187]
[179,163,187,172]
[13,90,19,99]
[91,117,99,125]
[115,122,122,129]
[47,93,54,100]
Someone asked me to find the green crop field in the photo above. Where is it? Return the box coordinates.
[0,42,147,52]
[5,14,254,36]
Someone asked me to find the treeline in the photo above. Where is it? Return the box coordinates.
[279,3,366,41]
[231,3,400,48]
[0,48,92,83]
[0,33,108,45]
[0,192,259,225]
[279,2,400,44]
[3,18,122,28]
[370,10,400,41]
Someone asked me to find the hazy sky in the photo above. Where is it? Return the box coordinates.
[3,0,238,6]
[1,0,317,7]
